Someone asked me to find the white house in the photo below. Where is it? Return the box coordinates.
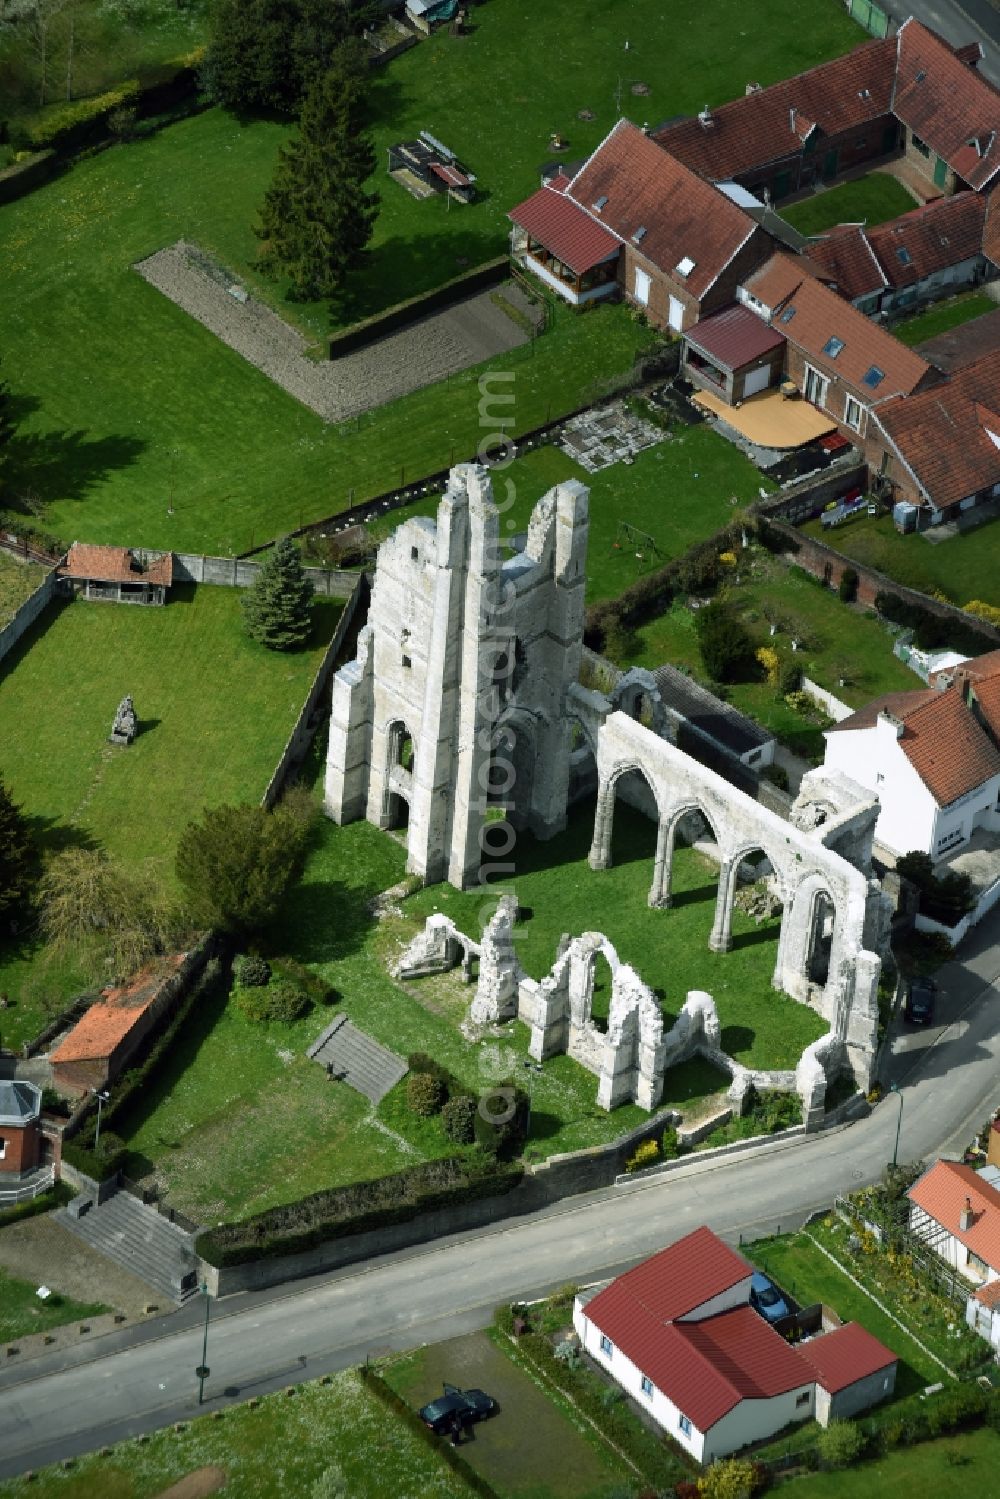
[908,1159,1000,1352]
[572,1226,897,1465]
[822,685,1000,859]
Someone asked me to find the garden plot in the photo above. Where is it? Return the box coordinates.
[557,402,666,472]
[136,242,529,424]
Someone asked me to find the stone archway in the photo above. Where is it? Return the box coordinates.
[587,762,663,901]
[648,799,726,912]
[778,873,844,998]
[382,718,416,830]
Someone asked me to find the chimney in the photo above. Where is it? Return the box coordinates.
[960,1197,974,1232]
[876,710,905,740]
[745,81,762,95]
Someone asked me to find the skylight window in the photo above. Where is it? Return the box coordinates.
[862,365,885,389]
[633,226,648,244]
[779,305,797,324]
[675,255,695,276]
[592,195,608,212]
[915,69,926,83]
[858,87,871,100]
[823,336,845,358]
[896,247,912,266]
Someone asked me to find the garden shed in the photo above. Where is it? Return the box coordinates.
[57,543,173,606]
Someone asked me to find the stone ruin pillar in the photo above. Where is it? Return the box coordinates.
[468,893,520,1025]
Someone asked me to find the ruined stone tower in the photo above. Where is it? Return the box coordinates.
[324,463,590,889]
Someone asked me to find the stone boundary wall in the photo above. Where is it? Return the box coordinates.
[261,574,366,810]
[172,552,357,598]
[614,1123,806,1186]
[0,566,58,667]
[801,676,853,723]
[762,515,1000,643]
[756,462,868,526]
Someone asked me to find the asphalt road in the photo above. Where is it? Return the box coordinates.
[0,943,997,1480]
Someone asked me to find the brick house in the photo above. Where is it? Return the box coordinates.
[49,954,188,1096]
[807,192,995,317]
[0,1080,43,1178]
[509,120,779,332]
[893,20,1000,198]
[573,1226,897,1465]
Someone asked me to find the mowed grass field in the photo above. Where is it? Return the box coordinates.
[799,509,1000,609]
[0,552,46,624]
[0,0,863,555]
[779,171,916,236]
[0,587,340,874]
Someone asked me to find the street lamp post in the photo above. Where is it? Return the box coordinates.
[196,1282,211,1404]
[890,1081,904,1169]
[92,1089,110,1151]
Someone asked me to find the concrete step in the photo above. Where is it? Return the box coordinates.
[310,1018,407,1104]
[56,1191,199,1305]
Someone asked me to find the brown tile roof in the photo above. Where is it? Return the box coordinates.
[867,192,987,289]
[805,224,887,302]
[893,20,1000,192]
[877,347,1000,509]
[742,253,933,401]
[684,304,785,370]
[795,1322,897,1394]
[566,120,761,299]
[909,1160,1000,1272]
[915,306,1000,370]
[985,189,1000,267]
[58,543,173,588]
[508,183,621,276]
[651,37,896,182]
[828,685,1000,805]
[50,955,185,1063]
[973,1278,1000,1308]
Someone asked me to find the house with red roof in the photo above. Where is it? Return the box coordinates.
[57,543,173,606]
[508,120,779,332]
[893,19,1000,198]
[909,1159,1000,1289]
[50,954,189,1095]
[573,1226,897,1464]
[823,676,1000,860]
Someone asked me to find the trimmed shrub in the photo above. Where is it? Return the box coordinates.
[817,1419,865,1469]
[196,1155,523,1266]
[695,601,758,683]
[63,1131,128,1183]
[270,955,337,1005]
[474,1082,529,1159]
[838,567,859,603]
[625,1138,660,1173]
[407,1072,446,1117]
[441,1094,478,1144]
[234,953,271,988]
[661,1125,680,1159]
[779,660,802,695]
[234,979,310,1024]
[407,1051,472,1101]
[14,82,142,154]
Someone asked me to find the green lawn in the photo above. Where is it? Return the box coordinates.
[0,585,340,1049]
[385,1334,631,1499]
[893,290,997,347]
[0,0,863,555]
[798,510,1000,609]
[0,1268,106,1345]
[782,1427,1000,1497]
[0,553,47,625]
[0,1366,474,1498]
[370,427,771,606]
[749,1223,946,1396]
[780,172,916,236]
[609,547,920,757]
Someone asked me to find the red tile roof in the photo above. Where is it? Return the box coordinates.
[651,37,897,182]
[586,1225,752,1327]
[58,543,173,588]
[985,189,1000,267]
[877,347,1000,510]
[805,225,888,302]
[566,120,761,299]
[795,1322,897,1393]
[742,254,933,401]
[893,20,1000,192]
[914,306,1000,370]
[508,183,620,276]
[867,193,987,289]
[830,685,1000,805]
[668,1306,813,1429]
[685,304,785,369]
[50,955,185,1064]
[909,1160,1000,1270]
[973,1278,1000,1308]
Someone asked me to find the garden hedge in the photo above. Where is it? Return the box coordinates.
[875,590,997,655]
[196,1154,523,1267]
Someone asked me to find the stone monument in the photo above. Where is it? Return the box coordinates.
[109,694,137,746]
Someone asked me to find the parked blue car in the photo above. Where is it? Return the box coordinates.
[750,1272,790,1323]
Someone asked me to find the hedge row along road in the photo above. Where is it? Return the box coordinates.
[2,911,1000,1480]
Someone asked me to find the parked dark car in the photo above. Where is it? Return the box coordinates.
[419,1385,498,1434]
[904,976,937,1025]
[749,1272,790,1324]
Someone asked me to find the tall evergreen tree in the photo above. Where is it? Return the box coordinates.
[256,40,378,300]
[241,536,314,650]
[205,0,377,116]
[0,776,36,920]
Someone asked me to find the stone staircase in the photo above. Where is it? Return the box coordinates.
[307,1014,408,1104]
[56,1190,200,1306]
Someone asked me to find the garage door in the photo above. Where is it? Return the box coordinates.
[744,366,771,398]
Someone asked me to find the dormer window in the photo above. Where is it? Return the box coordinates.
[862,364,885,389]
[896,247,912,266]
[779,305,796,324]
[632,226,647,245]
[858,87,871,100]
[592,195,608,212]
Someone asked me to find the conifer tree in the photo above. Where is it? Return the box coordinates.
[241,536,314,650]
[256,39,378,300]
[0,775,36,920]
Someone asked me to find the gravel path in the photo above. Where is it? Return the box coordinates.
[135,242,530,423]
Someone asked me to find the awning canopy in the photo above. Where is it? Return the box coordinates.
[509,186,621,277]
